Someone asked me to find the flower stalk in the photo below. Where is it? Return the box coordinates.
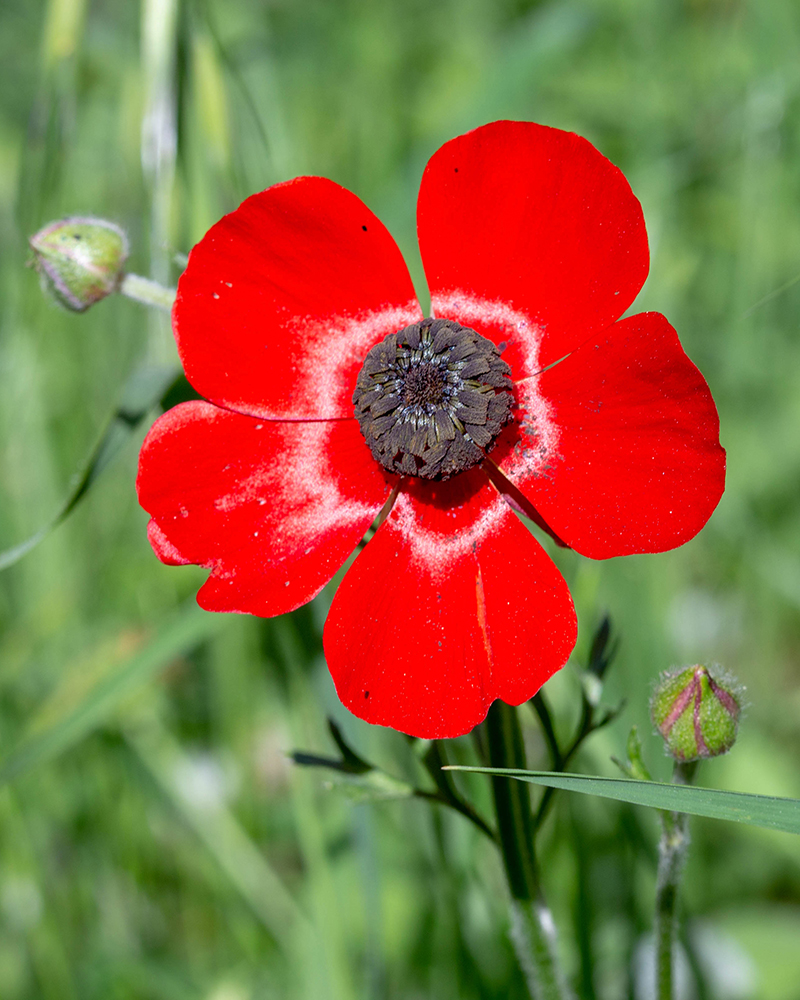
[648,664,741,999]
[655,761,696,1000]
[486,702,574,1000]
[119,272,176,312]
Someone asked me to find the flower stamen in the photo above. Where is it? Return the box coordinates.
[353,317,513,479]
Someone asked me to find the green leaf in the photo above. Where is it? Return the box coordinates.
[0,363,183,572]
[0,603,225,787]
[443,767,800,836]
[321,769,416,804]
[291,749,415,801]
[327,718,372,774]
[611,726,653,781]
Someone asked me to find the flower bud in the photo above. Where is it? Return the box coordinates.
[650,664,742,762]
[29,217,128,312]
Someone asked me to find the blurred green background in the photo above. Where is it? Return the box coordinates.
[2,0,800,997]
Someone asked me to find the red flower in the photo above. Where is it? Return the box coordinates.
[137,121,725,740]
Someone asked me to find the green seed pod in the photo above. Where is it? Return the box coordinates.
[29,217,128,312]
[650,664,742,762]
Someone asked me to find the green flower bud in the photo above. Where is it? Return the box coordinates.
[30,217,128,312]
[650,664,742,762]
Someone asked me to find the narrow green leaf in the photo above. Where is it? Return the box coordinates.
[327,718,372,774]
[291,751,415,801]
[611,726,653,781]
[0,363,181,572]
[0,603,224,787]
[322,769,417,804]
[444,767,800,836]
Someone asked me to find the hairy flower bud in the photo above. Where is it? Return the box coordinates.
[30,217,128,312]
[650,664,742,762]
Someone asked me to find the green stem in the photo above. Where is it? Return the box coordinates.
[531,692,562,769]
[486,702,574,1000]
[119,273,176,312]
[418,741,497,843]
[655,762,696,1000]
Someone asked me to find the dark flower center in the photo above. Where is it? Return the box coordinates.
[353,317,514,480]
[403,364,447,406]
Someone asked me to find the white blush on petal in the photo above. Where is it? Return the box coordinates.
[284,299,423,417]
[209,419,381,565]
[509,378,561,481]
[430,291,561,479]
[390,490,508,584]
[430,290,546,376]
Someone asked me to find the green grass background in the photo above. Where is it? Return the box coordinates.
[2,0,800,997]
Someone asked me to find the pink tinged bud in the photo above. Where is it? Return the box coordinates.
[650,664,742,762]
[29,217,128,312]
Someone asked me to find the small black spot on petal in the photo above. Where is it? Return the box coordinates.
[364,690,370,698]
[361,225,368,231]
[454,167,459,173]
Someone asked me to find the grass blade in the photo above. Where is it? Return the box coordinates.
[0,602,223,787]
[444,767,800,836]
[127,718,308,951]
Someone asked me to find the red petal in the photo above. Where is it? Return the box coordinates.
[147,519,192,565]
[137,401,391,615]
[174,178,422,420]
[496,312,725,559]
[417,121,649,377]
[323,470,576,739]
